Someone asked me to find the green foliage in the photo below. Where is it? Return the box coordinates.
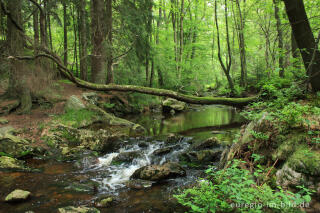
[250,130,269,141]
[0,152,13,158]
[275,103,309,128]
[175,160,313,213]
[103,103,115,109]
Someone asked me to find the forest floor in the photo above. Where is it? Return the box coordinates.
[0,80,137,145]
[0,82,94,144]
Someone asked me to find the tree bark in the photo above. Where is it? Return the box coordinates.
[106,0,113,84]
[274,0,284,78]
[6,0,32,113]
[63,1,68,67]
[215,0,235,95]
[156,0,164,87]
[283,0,320,91]
[235,0,247,87]
[91,0,106,84]
[171,0,178,74]
[178,0,184,79]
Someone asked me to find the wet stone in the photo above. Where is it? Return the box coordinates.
[58,206,100,213]
[5,189,31,202]
[125,179,155,189]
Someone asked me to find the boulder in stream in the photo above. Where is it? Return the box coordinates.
[58,206,100,213]
[0,156,24,170]
[190,137,221,150]
[5,189,31,202]
[125,179,155,189]
[112,150,142,164]
[130,162,186,181]
[162,98,186,113]
[181,149,223,163]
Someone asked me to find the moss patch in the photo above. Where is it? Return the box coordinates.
[287,146,320,176]
[55,109,99,128]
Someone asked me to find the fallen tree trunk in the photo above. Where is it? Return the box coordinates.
[12,54,257,107]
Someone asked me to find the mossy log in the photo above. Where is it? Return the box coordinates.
[12,54,257,107]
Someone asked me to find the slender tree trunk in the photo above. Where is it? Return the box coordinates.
[47,8,53,50]
[156,0,164,87]
[171,0,178,74]
[72,4,79,77]
[235,0,247,87]
[78,0,88,80]
[274,0,284,78]
[283,0,320,91]
[106,0,113,84]
[145,53,149,83]
[149,60,154,87]
[63,2,68,67]
[33,2,39,59]
[215,0,234,94]
[91,0,106,84]
[291,31,300,69]
[191,0,199,60]
[178,0,184,79]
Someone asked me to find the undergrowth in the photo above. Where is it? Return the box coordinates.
[175,160,313,213]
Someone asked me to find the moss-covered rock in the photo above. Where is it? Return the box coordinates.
[0,132,35,158]
[58,206,100,213]
[131,162,186,181]
[0,156,24,169]
[190,137,221,151]
[162,98,186,113]
[0,126,17,136]
[287,147,320,176]
[64,95,86,112]
[272,134,305,161]
[276,164,306,188]
[181,149,222,163]
[96,197,114,208]
[112,151,141,164]
[125,179,155,189]
[5,189,31,202]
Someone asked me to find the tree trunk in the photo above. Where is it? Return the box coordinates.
[72,4,79,77]
[149,60,154,87]
[156,0,164,87]
[171,0,178,74]
[215,0,234,94]
[6,0,32,113]
[63,2,68,67]
[106,0,113,84]
[291,31,300,69]
[33,2,40,60]
[274,0,284,78]
[235,0,247,87]
[91,0,106,84]
[283,0,320,91]
[178,0,184,79]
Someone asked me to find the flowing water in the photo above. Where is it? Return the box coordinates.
[0,105,243,213]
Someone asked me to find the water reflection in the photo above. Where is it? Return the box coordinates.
[128,105,243,137]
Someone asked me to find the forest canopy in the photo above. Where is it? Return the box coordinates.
[0,0,320,112]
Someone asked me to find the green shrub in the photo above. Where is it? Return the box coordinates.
[175,160,312,213]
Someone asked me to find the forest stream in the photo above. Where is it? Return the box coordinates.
[0,105,243,213]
